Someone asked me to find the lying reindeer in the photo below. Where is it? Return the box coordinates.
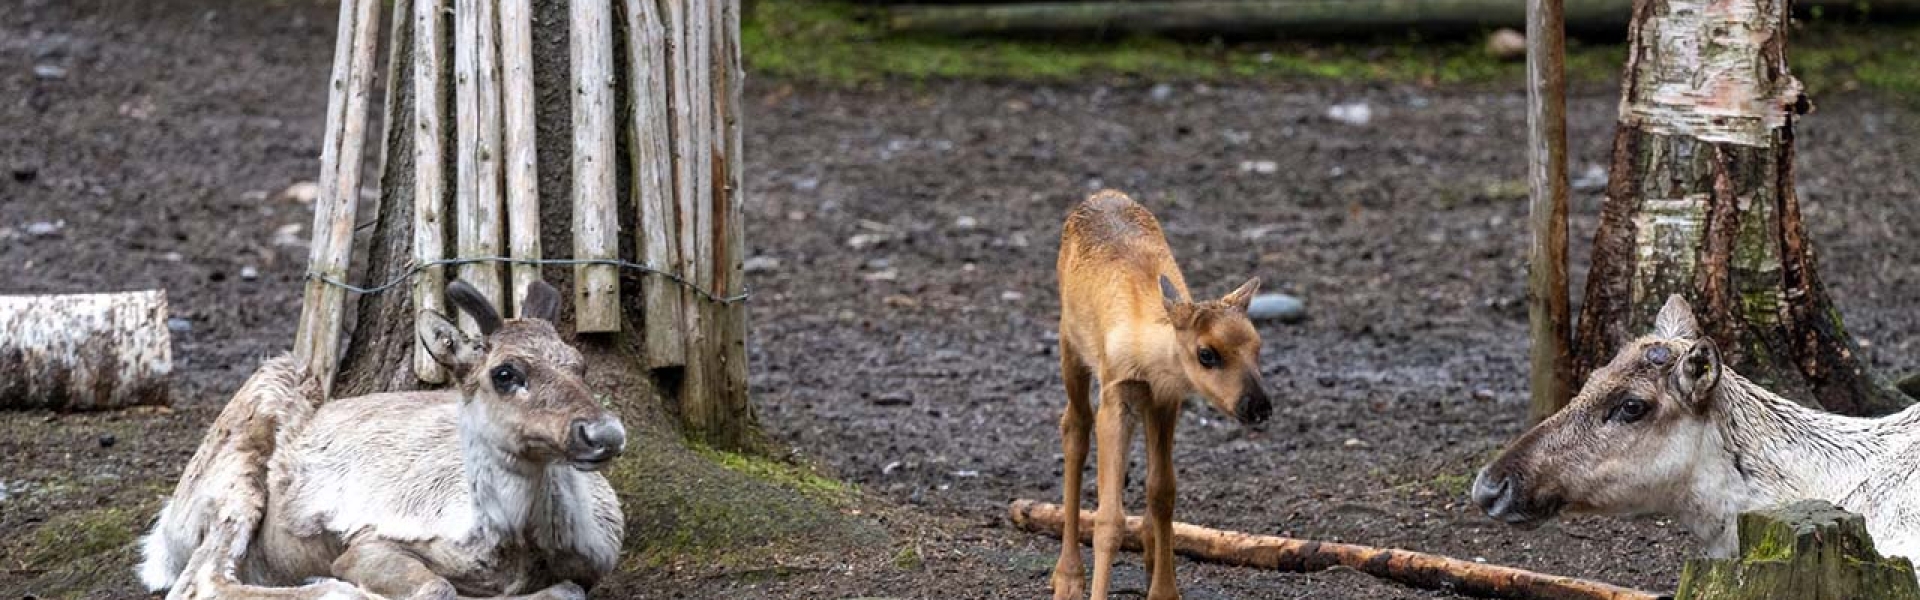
[1474,294,1920,560]
[1052,190,1271,600]
[138,280,625,599]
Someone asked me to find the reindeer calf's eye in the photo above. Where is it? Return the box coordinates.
[1197,347,1222,369]
[1610,398,1651,423]
[491,365,525,392]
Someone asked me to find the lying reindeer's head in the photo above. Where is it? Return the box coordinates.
[418,280,627,472]
[1473,294,1723,527]
[1161,275,1271,425]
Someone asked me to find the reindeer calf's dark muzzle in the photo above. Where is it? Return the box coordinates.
[1234,382,1271,425]
[567,417,627,471]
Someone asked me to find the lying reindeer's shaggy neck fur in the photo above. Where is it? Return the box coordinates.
[1684,371,1906,555]
[459,399,545,541]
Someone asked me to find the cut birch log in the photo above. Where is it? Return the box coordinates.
[1524,0,1571,421]
[1010,500,1662,600]
[293,0,382,395]
[413,0,450,384]
[0,291,172,410]
[571,0,620,333]
[623,0,687,368]
[500,0,543,318]
[454,0,506,334]
[884,0,1916,38]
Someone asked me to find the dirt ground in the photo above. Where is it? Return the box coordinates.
[4,1,1919,599]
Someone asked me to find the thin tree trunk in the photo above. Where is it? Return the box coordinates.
[1573,0,1906,416]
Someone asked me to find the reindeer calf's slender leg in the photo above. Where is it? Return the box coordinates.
[1089,382,1143,600]
[1053,344,1095,600]
[1142,401,1182,600]
[332,541,457,600]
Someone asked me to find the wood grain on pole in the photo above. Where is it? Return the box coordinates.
[571,0,621,333]
[454,0,506,334]
[666,0,717,438]
[412,0,449,383]
[623,0,686,367]
[1010,500,1661,600]
[500,0,541,318]
[295,0,382,395]
[1526,0,1572,422]
[0,291,172,410]
[711,0,755,445]
[292,0,356,368]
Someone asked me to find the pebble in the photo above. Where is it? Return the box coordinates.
[1327,102,1373,126]
[32,64,67,80]
[952,215,978,230]
[11,167,37,183]
[847,232,891,250]
[239,265,260,281]
[24,220,64,237]
[1239,160,1279,175]
[1246,293,1306,323]
[742,256,781,273]
[166,318,192,333]
[1485,28,1527,61]
[279,181,320,204]
[1000,290,1025,302]
[98,434,116,448]
[1343,438,1370,448]
[862,268,898,282]
[874,392,913,407]
[1149,83,1175,102]
[1472,389,1498,402]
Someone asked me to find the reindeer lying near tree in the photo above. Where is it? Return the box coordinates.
[1474,294,1920,561]
[1051,190,1272,600]
[138,280,626,599]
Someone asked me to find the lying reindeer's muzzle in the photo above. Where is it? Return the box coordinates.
[567,416,627,471]
[1471,467,1555,529]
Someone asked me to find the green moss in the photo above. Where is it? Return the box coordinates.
[691,442,856,504]
[14,505,145,568]
[1429,472,1474,498]
[745,0,1920,98]
[892,544,924,571]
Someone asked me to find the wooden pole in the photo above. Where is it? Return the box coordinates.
[665,0,716,432]
[1525,0,1572,421]
[412,0,449,384]
[624,0,687,368]
[0,291,173,410]
[454,0,506,334]
[710,0,757,445]
[293,0,382,394]
[1010,500,1662,600]
[500,0,542,318]
[571,0,621,333]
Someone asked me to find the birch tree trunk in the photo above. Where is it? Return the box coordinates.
[1573,0,1907,416]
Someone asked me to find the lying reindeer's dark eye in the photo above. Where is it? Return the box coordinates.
[1609,397,1651,423]
[1197,347,1222,369]
[491,364,525,393]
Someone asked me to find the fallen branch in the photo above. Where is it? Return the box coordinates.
[0,290,172,410]
[1009,499,1661,600]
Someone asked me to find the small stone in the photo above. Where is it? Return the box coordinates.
[793,177,820,191]
[166,318,192,333]
[271,223,305,248]
[862,268,898,282]
[847,233,892,250]
[98,434,116,448]
[1343,438,1370,448]
[953,215,978,230]
[1000,290,1025,302]
[1485,28,1527,61]
[883,294,919,309]
[279,181,320,204]
[1327,102,1373,126]
[24,220,63,237]
[162,252,185,262]
[950,470,980,478]
[742,256,781,273]
[874,392,913,407]
[11,167,37,183]
[239,266,260,281]
[33,64,67,80]
[786,210,808,221]
[1472,389,1498,402]
[1246,293,1306,323]
[1239,160,1279,175]
[1149,83,1175,102]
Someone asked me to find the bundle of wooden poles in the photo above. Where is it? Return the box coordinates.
[289,0,744,401]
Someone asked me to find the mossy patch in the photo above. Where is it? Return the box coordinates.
[691,442,856,504]
[745,0,1920,99]
[0,503,152,599]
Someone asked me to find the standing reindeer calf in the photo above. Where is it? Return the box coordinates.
[1475,294,1920,561]
[138,280,626,599]
[1052,190,1271,600]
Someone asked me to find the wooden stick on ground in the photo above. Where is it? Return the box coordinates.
[1525,0,1573,422]
[293,0,382,395]
[623,0,686,368]
[1009,500,1661,600]
[412,0,449,384]
[570,0,620,333]
[499,0,541,318]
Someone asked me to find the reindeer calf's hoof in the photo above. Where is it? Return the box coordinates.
[1050,572,1085,600]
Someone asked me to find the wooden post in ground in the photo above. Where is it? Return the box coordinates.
[1525,0,1572,421]
[666,0,715,435]
[412,0,449,384]
[1010,500,1661,600]
[1675,501,1919,599]
[293,0,381,394]
[453,0,506,333]
[709,0,756,444]
[0,291,173,410]
[571,0,620,333]
[500,0,542,317]
[623,0,686,368]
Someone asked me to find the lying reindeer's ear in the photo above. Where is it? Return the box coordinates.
[418,309,487,375]
[520,280,561,323]
[447,280,504,335]
[1670,338,1722,410]
[1161,275,1195,329]
[1221,277,1261,313]
[1654,294,1700,340]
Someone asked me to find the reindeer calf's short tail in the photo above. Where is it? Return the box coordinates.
[138,356,321,593]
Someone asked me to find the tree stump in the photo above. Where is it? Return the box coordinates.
[1675,500,1920,600]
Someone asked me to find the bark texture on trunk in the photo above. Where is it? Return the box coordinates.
[1573,0,1906,416]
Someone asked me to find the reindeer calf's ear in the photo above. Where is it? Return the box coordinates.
[1672,339,1722,409]
[1161,275,1194,328]
[418,310,486,375]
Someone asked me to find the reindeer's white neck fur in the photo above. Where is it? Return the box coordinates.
[1681,371,1901,555]
[456,397,599,552]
